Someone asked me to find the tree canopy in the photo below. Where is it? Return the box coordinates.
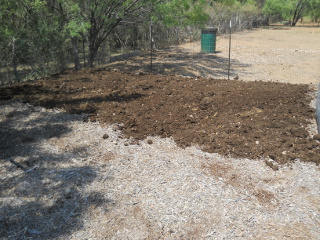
[263,0,320,25]
[0,0,209,77]
[0,0,318,85]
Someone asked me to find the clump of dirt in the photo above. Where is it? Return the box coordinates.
[1,68,319,164]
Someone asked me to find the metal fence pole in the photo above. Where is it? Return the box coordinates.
[227,20,232,80]
[150,5,153,72]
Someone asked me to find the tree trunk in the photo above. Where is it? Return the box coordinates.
[88,35,105,68]
[82,39,86,68]
[291,0,307,26]
[88,47,94,68]
[12,37,20,82]
[71,37,81,70]
[88,44,98,68]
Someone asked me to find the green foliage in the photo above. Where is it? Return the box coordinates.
[263,0,292,20]
[0,0,70,83]
[1,0,286,84]
[157,0,209,26]
[263,0,319,24]
[29,0,46,10]
[212,0,237,5]
[308,0,320,21]
[205,0,263,33]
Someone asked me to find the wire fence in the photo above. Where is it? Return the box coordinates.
[1,13,319,87]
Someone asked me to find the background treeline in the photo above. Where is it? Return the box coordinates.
[1,0,319,85]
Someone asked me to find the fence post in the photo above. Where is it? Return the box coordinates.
[227,21,232,80]
[150,4,153,72]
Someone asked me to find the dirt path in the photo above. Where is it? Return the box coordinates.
[214,26,320,84]
[105,26,320,84]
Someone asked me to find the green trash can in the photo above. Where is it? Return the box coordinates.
[201,27,218,53]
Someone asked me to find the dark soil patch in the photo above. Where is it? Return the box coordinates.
[1,69,319,164]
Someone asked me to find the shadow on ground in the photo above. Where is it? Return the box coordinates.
[102,47,251,79]
[0,101,110,239]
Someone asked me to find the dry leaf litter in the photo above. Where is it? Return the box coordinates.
[1,100,320,239]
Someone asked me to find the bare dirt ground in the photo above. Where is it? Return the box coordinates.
[105,26,320,84]
[1,26,320,239]
[1,70,318,164]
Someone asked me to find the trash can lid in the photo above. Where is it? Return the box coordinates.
[202,27,218,34]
